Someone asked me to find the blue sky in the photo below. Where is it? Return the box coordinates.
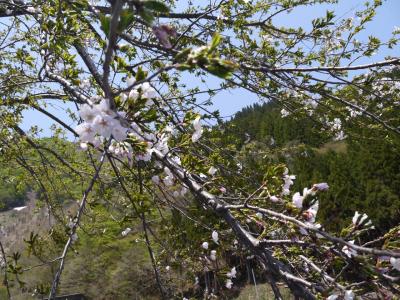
[21,0,400,136]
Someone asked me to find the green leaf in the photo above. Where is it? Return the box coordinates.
[135,66,147,81]
[210,33,221,51]
[139,9,155,25]
[99,13,111,34]
[173,48,192,63]
[118,9,135,32]
[143,1,170,13]
[205,64,232,79]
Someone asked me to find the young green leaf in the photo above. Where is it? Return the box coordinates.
[143,1,170,13]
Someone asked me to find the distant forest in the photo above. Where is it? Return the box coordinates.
[226,102,400,234]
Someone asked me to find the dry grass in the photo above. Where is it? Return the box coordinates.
[315,141,347,155]
[236,283,293,300]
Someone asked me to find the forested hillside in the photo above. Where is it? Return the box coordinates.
[227,102,400,233]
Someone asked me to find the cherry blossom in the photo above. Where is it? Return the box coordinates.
[344,290,355,300]
[226,267,237,278]
[121,228,132,237]
[292,187,310,209]
[201,242,209,250]
[225,279,233,289]
[208,166,217,176]
[210,250,217,261]
[342,241,358,258]
[390,257,400,271]
[282,168,296,195]
[192,116,203,142]
[212,230,219,244]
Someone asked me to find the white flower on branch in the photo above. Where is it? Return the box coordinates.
[344,290,355,300]
[226,267,237,278]
[208,166,217,176]
[225,278,233,289]
[303,201,319,223]
[212,230,219,244]
[281,108,290,117]
[312,182,329,191]
[201,242,209,250]
[390,257,400,271]
[75,123,96,142]
[352,211,373,228]
[282,168,296,195]
[26,6,36,13]
[129,89,139,100]
[126,76,135,87]
[75,99,129,145]
[192,116,203,142]
[163,167,175,186]
[334,130,346,141]
[299,222,321,236]
[121,228,132,237]
[80,142,89,150]
[270,195,279,202]
[292,187,310,209]
[210,250,217,261]
[342,240,358,258]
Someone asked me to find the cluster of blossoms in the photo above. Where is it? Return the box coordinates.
[75,98,128,148]
[292,183,329,235]
[280,108,290,118]
[225,267,237,289]
[303,97,319,116]
[199,231,241,290]
[75,79,178,164]
[121,77,158,106]
[342,240,357,258]
[352,211,373,229]
[326,117,346,141]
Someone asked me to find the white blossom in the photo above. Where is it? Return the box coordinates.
[122,228,132,237]
[129,89,139,100]
[281,109,290,117]
[292,187,310,209]
[352,211,372,227]
[390,257,400,271]
[75,123,96,142]
[282,168,296,195]
[212,230,219,244]
[192,116,203,142]
[208,166,217,176]
[152,175,160,184]
[342,241,358,258]
[126,76,135,86]
[225,278,233,289]
[210,250,217,261]
[304,201,319,223]
[344,290,354,300]
[26,6,36,13]
[226,267,237,278]
[201,241,209,250]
